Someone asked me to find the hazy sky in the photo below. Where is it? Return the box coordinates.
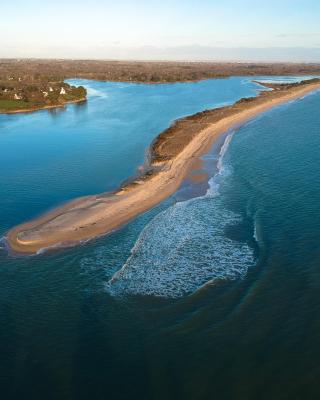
[1,0,320,61]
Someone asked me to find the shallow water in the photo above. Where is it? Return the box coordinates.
[1,77,320,399]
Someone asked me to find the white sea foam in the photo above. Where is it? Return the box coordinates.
[106,133,255,298]
[206,132,234,197]
[253,217,259,243]
[216,132,234,175]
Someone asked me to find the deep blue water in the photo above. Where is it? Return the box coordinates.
[1,77,320,399]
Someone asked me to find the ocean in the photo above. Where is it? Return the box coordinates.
[0,77,319,399]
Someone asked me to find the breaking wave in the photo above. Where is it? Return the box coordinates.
[106,133,255,298]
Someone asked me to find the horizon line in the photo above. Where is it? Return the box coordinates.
[1,57,320,65]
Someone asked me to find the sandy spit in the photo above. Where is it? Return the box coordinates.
[7,80,320,254]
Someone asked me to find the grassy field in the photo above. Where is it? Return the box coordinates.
[0,99,33,111]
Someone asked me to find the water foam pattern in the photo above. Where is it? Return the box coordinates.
[106,134,255,298]
[107,196,254,298]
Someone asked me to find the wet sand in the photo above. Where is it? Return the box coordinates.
[7,79,320,254]
[187,172,209,184]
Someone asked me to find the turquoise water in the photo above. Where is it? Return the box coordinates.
[1,77,320,399]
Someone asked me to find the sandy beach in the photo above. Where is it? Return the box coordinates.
[7,79,320,254]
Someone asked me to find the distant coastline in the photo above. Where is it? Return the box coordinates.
[1,59,320,84]
[7,78,320,254]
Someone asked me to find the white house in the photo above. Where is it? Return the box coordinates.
[43,91,48,97]
[60,87,66,95]
[14,93,22,100]
[49,87,53,92]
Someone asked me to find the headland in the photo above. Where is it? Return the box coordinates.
[0,76,87,114]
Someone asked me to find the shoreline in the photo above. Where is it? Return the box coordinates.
[67,74,319,87]
[0,97,87,115]
[6,79,320,254]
